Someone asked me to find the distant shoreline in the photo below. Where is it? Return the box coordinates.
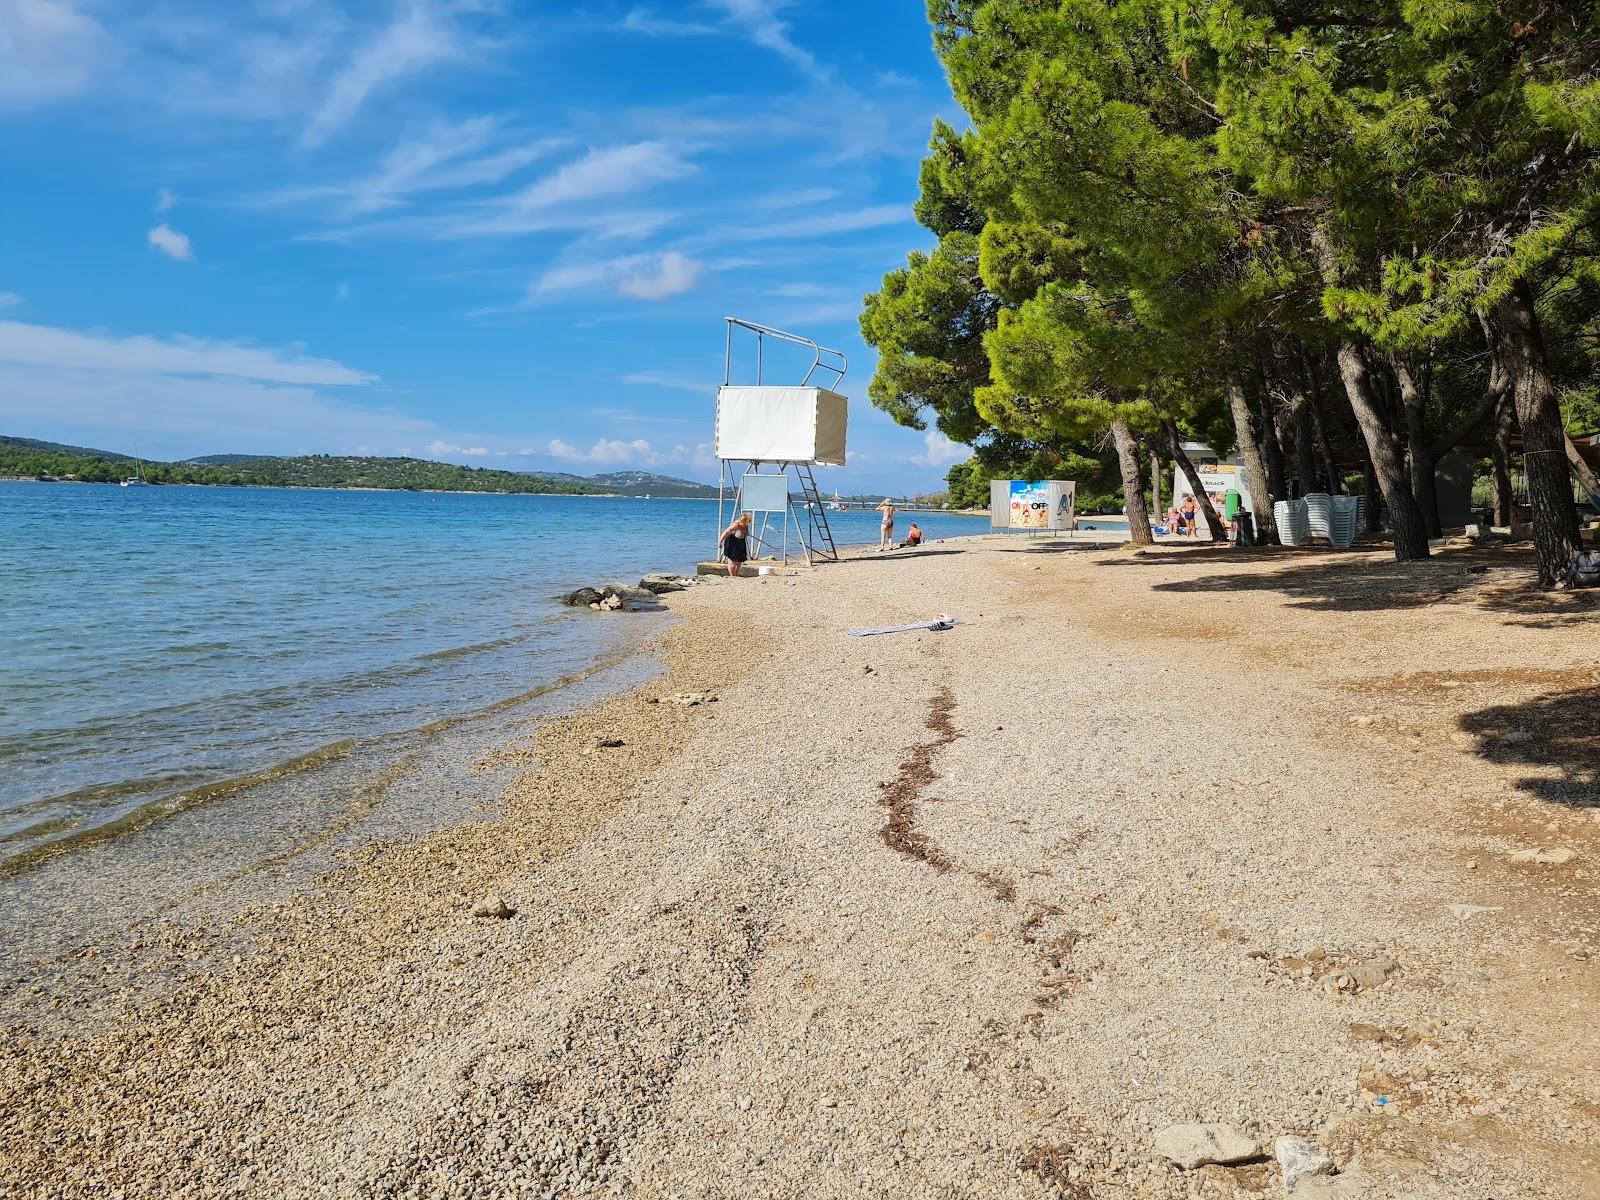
[0,477,724,499]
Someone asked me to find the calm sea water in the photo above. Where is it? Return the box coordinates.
[0,482,989,866]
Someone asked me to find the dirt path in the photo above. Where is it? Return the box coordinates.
[2,539,1596,1199]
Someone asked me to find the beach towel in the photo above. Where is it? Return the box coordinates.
[846,615,964,637]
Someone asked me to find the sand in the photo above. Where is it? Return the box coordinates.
[2,536,1598,1199]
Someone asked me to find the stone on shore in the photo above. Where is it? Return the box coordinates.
[1275,1137,1336,1192]
[471,895,515,919]
[1153,1124,1260,1169]
[560,587,603,607]
[639,573,690,594]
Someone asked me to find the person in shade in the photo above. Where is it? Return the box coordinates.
[875,497,896,550]
[719,513,752,576]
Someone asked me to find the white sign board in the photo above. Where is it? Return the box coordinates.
[716,386,847,465]
[1171,461,1252,515]
[738,473,790,513]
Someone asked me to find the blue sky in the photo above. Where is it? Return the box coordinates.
[0,0,969,491]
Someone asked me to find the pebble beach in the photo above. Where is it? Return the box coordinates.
[3,535,1598,1199]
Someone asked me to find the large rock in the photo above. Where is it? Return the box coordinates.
[471,895,515,919]
[1275,1137,1336,1192]
[605,583,654,601]
[560,587,604,607]
[1153,1124,1261,1169]
[639,573,689,594]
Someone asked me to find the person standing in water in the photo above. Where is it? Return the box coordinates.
[719,513,752,576]
[875,498,896,550]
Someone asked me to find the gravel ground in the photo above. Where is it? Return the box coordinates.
[2,536,1597,1199]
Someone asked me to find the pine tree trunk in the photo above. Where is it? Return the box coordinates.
[1332,339,1432,559]
[1150,448,1163,522]
[1301,350,1343,493]
[1289,390,1319,496]
[1492,391,1516,526]
[1224,377,1278,544]
[1360,440,1381,533]
[1265,398,1290,501]
[1110,417,1154,546]
[1394,360,1443,538]
[1491,279,1580,586]
[1163,421,1227,541]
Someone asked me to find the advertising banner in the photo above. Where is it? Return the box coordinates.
[1170,461,1251,516]
[990,480,1076,530]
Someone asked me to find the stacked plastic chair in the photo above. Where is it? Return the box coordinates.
[1329,495,1361,548]
[1274,498,1311,546]
[1304,492,1334,540]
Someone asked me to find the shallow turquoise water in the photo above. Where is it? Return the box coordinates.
[0,482,990,862]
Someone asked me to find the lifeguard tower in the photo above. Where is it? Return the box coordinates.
[715,317,847,565]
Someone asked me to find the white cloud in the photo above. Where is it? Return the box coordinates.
[512,141,693,211]
[913,429,966,467]
[0,292,22,310]
[155,186,177,212]
[301,1,465,148]
[535,249,704,301]
[619,8,718,36]
[0,0,105,107]
[615,250,702,300]
[424,439,488,457]
[545,435,713,470]
[708,0,821,77]
[731,204,909,242]
[147,223,195,261]
[0,320,376,386]
[0,366,431,454]
[547,438,581,458]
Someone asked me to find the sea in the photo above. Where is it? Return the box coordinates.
[0,481,993,877]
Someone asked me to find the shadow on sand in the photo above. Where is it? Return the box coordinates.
[1097,543,1600,622]
[1459,686,1600,811]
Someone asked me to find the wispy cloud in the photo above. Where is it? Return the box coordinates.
[622,371,711,394]
[708,0,821,77]
[0,320,375,386]
[618,8,717,37]
[301,1,469,148]
[512,141,695,211]
[155,187,177,212]
[147,224,196,262]
[535,249,705,301]
[0,293,22,310]
[623,1,824,79]
[0,0,105,107]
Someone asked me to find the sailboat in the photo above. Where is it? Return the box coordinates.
[121,456,150,486]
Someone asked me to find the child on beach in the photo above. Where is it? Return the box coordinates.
[719,513,751,576]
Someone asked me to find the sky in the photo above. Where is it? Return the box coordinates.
[0,0,971,491]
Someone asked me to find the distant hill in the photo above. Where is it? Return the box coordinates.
[184,453,283,466]
[521,469,716,497]
[0,434,134,462]
[0,437,719,497]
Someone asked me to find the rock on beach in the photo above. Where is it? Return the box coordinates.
[1153,1124,1261,1169]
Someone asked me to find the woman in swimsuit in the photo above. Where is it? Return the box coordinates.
[875,498,896,550]
[719,513,752,576]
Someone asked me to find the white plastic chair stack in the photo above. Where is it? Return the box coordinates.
[1304,492,1334,540]
[1329,495,1361,548]
[1274,498,1311,546]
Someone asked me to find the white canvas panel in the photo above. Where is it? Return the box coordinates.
[812,388,848,465]
[716,386,848,464]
